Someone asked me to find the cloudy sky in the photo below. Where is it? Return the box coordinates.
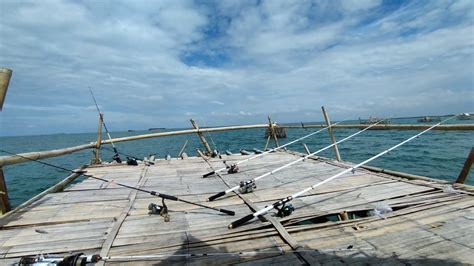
[0,0,473,136]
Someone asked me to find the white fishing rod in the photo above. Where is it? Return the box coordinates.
[203,120,346,178]
[89,86,122,163]
[228,115,457,229]
[208,119,387,201]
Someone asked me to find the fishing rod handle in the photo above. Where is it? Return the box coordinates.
[219,208,235,216]
[203,171,215,178]
[208,191,226,201]
[228,214,255,229]
[150,191,178,201]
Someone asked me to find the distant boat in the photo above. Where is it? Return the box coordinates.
[148,127,166,131]
[458,113,473,120]
[127,129,136,132]
[359,117,390,125]
[417,116,441,123]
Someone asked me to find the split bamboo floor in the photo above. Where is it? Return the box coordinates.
[0,151,473,265]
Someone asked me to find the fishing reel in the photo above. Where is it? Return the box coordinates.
[223,160,239,174]
[19,253,101,265]
[148,198,170,222]
[126,157,138,166]
[275,203,295,217]
[112,153,122,163]
[211,149,222,159]
[239,180,256,194]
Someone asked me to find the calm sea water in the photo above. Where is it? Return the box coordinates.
[2,118,473,207]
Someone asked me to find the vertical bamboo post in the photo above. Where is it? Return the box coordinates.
[0,167,11,214]
[455,147,474,184]
[92,113,103,164]
[268,116,280,148]
[0,68,12,213]
[0,68,12,111]
[190,119,213,155]
[321,106,341,161]
[264,136,271,151]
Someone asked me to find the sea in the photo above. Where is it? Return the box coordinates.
[1,117,473,208]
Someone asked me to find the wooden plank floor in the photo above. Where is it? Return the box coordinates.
[0,151,473,265]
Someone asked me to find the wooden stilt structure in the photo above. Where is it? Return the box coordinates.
[455,147,474,184]
[92,113,103,164]
[190,119,213,155]
[321,106,341,161]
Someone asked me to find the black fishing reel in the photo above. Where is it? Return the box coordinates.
[126,157,138,166]
[223,160,239,174]
[211,149,222,159]
[276,203,295,217]
[239,180,256,194]
[112,153,122,163]
[148,198,170,222]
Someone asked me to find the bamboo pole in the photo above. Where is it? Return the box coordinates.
[0,68,12,111]
[268,116,279,148]
[321,106,341,161]
[0,143,95,167]
[178,140,189,158]
[455,147,474,184]
[105,124,270,145]
[0,124,269,166]
[190,119,213,155]
[92,113,103,164]
[0,167,10,214]
[264,136,271,151]
[280,124,474,130]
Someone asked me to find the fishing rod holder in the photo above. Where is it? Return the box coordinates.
[148,198,170,222]
[239,180,256,194]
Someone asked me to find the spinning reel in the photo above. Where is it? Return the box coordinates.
[148,198,170,222]
[275,203,295,217]
[239,180,256,194]
[223,160,239,174]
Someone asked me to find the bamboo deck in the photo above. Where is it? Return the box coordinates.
[0,151,473,265]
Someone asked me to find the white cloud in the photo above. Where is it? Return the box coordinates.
[0,0,472,135]
[210,100,225,105]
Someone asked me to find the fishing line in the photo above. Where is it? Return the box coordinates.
[202,117,352,178]
[100,146,146,160]
[228,115,457,229]
[208,118,386,201]
[0,149,235,216]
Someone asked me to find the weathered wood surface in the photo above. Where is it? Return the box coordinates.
[0,152,473,265]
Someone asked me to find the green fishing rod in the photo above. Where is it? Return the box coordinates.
[0,149,235,216]
[89,86,122,163]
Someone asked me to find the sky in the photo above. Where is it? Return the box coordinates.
[0,0,473,136]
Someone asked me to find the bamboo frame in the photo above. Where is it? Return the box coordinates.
[190,119,213,155]
[321,106,341,161]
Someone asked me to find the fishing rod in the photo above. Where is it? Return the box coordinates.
[89,86,122,163]
[0,149,235,216]
[202,120,346,178]
[19,245,369,264]
[99,146,158,160]
[208,119,386,201]
[228,115,457,229]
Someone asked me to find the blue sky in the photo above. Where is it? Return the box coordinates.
[0,0,473,136]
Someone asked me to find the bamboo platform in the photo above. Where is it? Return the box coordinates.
[0,151,473,265]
